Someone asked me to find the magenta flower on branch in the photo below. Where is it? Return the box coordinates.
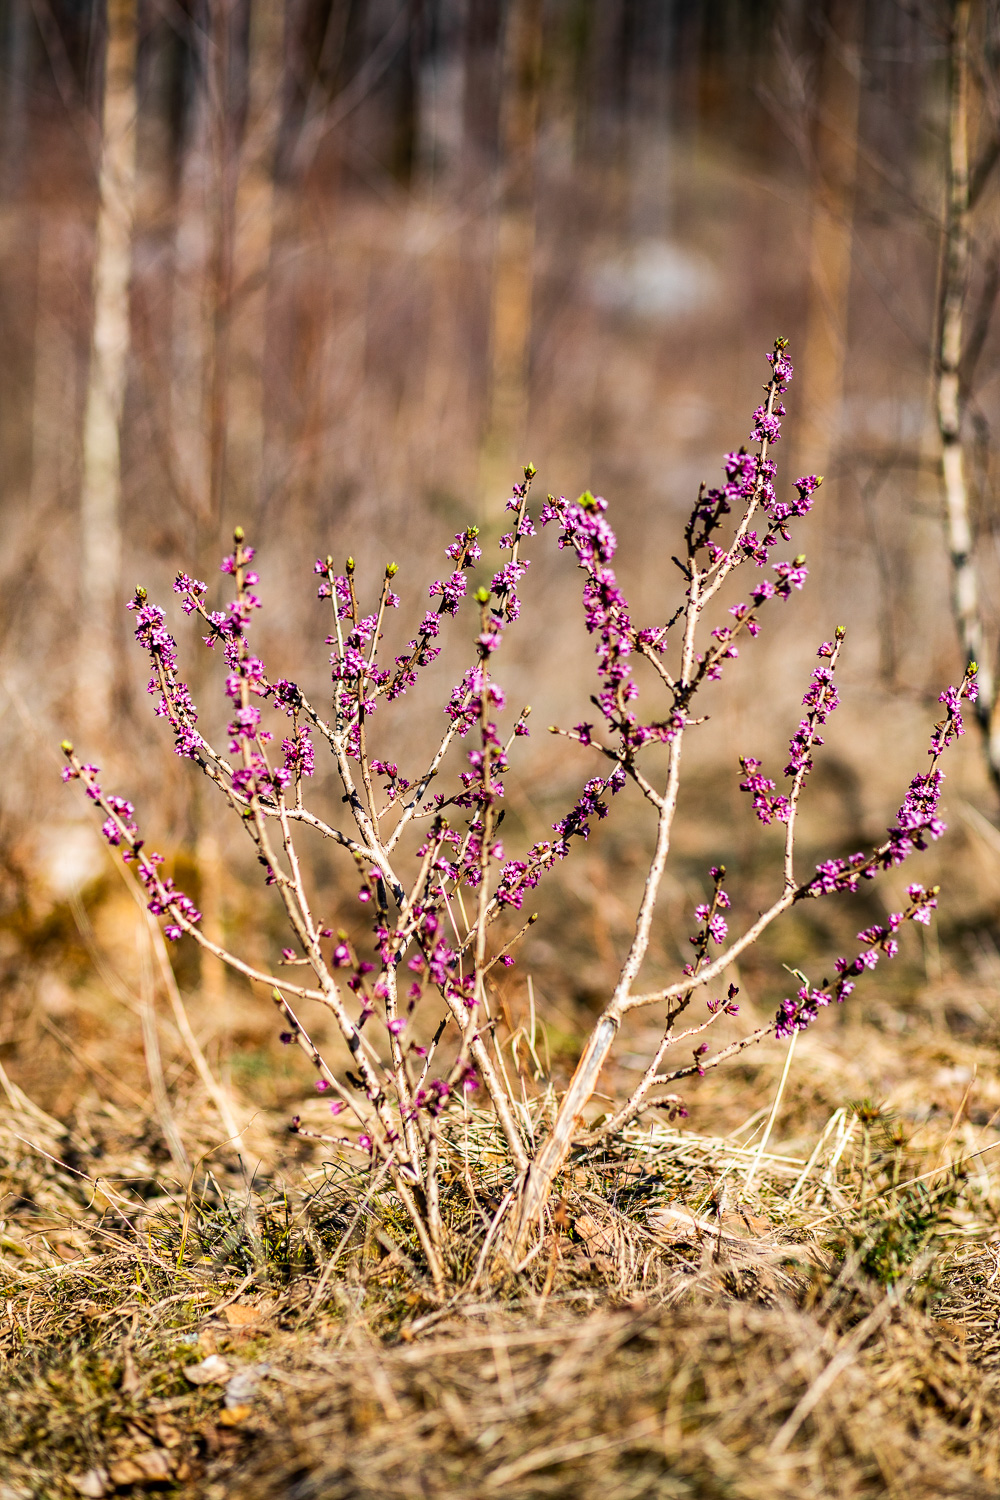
[60,340,974,1280]
[773,671,976,1037]
[60,754,202,941]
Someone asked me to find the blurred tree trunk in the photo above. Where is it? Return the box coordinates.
[169,69,218,1003]
[225,0,285,524]
[170,2,244,1008]
[480,0,543,502]
[936,0,1000,791]
[31,216,82,544]
[797,0,862,488]
[205,0,240,532]
[1,0,31,197]
[170,0,240,534]
[171,62,212,524]
[77,0,138,743]
[461,0,502,190]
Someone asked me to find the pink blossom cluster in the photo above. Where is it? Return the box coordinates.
[60,337,975,1187]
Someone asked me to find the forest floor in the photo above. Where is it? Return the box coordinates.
[5,953,1000,1500]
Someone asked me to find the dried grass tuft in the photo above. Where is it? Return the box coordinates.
[4,1052,1000,1498]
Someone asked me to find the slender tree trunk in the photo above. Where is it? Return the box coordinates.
[225,0,285,523]
[172,71,212,523]
[935,0,1000,788]
[1,0,30,197]
[170,29,218,1002]
[205,0,240,532]
[170,4,244,1008]
[77,0,138,743]
[31,216,81,531]
[479,0,543,502]
[797,0,863,489]
[170,0,241,534]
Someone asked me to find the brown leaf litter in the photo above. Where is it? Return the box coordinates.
[5,1007,1000,1497]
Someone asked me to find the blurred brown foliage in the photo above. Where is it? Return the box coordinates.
[2,0,1000,1097]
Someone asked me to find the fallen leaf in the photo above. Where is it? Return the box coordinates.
[225,1362,270,1408]
[108,1450,172,1486]
[723,1210,772,1235]
[139,1450,172,1480]
[574,1211,617,1256]
[218,1405,252,1427]
[646,1204,826,1265]
[224,1302,265,1328]
[68,1471,109,1498]
[182,1353,231,1386]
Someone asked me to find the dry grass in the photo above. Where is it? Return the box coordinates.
[5,827,1000,1497]
[4,1021,1000,1500]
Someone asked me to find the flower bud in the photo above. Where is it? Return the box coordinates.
[60,740,73,755]
[346,556,356,574]
[233,525,244,543]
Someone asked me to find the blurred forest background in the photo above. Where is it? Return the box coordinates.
[4,0,1000,1133]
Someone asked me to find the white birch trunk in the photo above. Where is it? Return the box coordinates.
[77,0,138,741]
[935,0,1000,786]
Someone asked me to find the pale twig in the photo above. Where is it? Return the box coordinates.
[109,854,246,1151]
[136,920,190,1172]
[744,1029,798,1192]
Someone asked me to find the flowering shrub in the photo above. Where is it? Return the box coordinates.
[62,339,976,1281]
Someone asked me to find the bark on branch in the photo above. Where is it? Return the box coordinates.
[936,0,1000,791]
